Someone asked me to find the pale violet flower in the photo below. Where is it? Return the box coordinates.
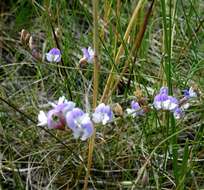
[66,108,93,141]
[179,87,197,112]
[153,87,178,111]
[81,47,94,63]
[159,86,168,94]
[183,87,197,99]
[37,108,66,129]
[165,96,179,111]
[173,108,183,119]
[153,87,169,110]
[37,96,75,129]
[92,103,113,125]
[46,48,61,62]
[126,101,144,117]
[49,96,75,115]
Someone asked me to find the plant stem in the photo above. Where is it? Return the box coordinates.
[92,1,100,109]
[83,0,100,189]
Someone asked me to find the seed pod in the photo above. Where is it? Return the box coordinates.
[29,36,37,50]
[112,103,123,116]
[134,88,143,99]
[20,29,30,44]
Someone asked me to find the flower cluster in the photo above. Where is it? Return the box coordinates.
[153,87,178,111]
[125,86,198,120]
[153,87,180,118]
[38,97,113,141]
[153,86,197,119]
[38,86,198,140]
[42,48,198,138]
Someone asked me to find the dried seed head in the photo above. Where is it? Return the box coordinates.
[29,36,37,50]
[134,87,143,99]
[29,36,34,50]
[20,29,30,44]
[112,103,123,116]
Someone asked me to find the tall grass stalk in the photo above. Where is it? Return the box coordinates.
[160,0,180,185]
[107,0,155,100]
[100,0,145,104]
[83,0,100,189]
[101,0,111,40]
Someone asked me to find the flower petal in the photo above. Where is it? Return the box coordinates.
[37,111,47,126]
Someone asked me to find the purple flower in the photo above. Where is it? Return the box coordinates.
[173,108,183,119]
[92,103,113,125]
[49,96,75,115]
[153,93,169,110]
[46,108,66,129]
[81,47,94,63]
[160,87,168,95]
[37,96,75,129]
[183,87,197,99]
[66,108,93,141]
[167,96,179,111]
[153,87,178,111]
[38,108,66,130]
[126,101,144,117]
[46,48,61,62]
